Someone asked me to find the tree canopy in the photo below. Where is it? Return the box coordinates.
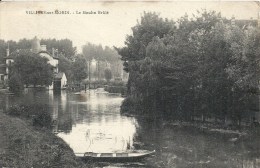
[117,11,260,125]
[41,39,76,60]
[0,38,80,83]
[0,38,76,64]
[104,68,112,82]
[11,50,53,87]
[71,55,88,83]
[82,43,123,81]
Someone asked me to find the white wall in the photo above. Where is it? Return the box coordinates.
[61,74,67,88]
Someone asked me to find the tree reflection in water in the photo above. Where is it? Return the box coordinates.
[2,89,259,168]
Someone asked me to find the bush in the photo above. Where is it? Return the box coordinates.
[5,105,23,116]
[108,80,126,86]
[5,104,52,128]
[8,74,24,94]
[104,85,126,94]
[32,110,52,128]
[120,96,142,114]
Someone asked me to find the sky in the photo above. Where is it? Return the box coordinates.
[0,1,259,53]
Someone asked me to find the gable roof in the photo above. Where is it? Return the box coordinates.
[54,72,65,79]
[4,49,58,61]
[38,50,59,60]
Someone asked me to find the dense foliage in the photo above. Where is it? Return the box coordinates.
[58,54,73,81]
[71,55,88,83]
[104,68,112,82]
[82,43,123,81]
[0,38,124,85]
[5,104,52,128]
[41,39,76,60]
[0,38,76,62]
[10,50,53,87]
[8,73,24,94]
[0,38,77,83]
[117,11,260,125]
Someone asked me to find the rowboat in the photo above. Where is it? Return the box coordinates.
[75,150,155,162]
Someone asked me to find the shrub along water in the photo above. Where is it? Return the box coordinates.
[0,111,95,168]
[104,80,127,94]
[8,74,24,95]
[5,104,52,129]
[1,103,97,167]
[104,85,126,94]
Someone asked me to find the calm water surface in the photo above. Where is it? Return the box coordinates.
[1,88,260,168]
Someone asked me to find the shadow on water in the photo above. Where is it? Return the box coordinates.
[1,88,260,168]
[132,117,260,168]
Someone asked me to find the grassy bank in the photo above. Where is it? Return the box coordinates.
[0,111,93,168]
[104,85,126,94]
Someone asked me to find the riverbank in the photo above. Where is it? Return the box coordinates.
[123,111,260,157]
[124,111,260,137]
[0,111,94,168]
[162,120,257,135]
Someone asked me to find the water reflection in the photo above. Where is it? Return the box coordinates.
[56,90,137,153]
[1,89,259,168]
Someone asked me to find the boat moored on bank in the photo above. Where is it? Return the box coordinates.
[75,150,155,162]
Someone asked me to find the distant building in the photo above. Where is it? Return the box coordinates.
[31,37,59,74]
[53,72,67,90]
[0,36,67,90]
[0,44,14,85]
[230,12,260,31]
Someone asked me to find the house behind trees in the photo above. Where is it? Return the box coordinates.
[0,36,67,90]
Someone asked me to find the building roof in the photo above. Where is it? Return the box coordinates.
[38,50,51,55]
[38,51,58,60]
[54,72,65,79]
[4,49,57,61]
[39,52,55,61]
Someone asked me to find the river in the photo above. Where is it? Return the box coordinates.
[1,88,260,168]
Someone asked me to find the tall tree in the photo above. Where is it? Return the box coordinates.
[82,43,122,81]
[58,53,73,82]
[11,50,53,87]
[71,55,88,83]
[117,10,259,125]
[116,12,175,115]
[41,39,76,60]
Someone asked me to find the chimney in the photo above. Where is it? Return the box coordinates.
[184,12,188,20]
[231,15,235,27]
[6,43,9,57]
[41,45,47,51]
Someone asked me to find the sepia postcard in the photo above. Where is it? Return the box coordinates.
[0,1,260,168]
